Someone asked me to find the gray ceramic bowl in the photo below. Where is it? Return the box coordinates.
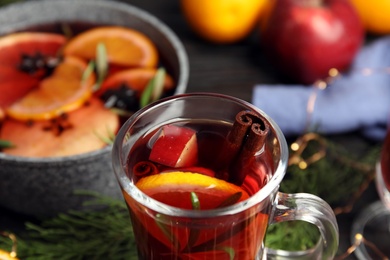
[0,0,189,217]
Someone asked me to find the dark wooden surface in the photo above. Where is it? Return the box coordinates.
[0,0,383,259]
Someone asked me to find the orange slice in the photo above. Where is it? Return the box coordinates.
[63,26,159,68]
[1,97,119,157]
[0,32,66,108]
[96,67,175,97]
[130,171,262,255]
[136,171,250,209]
[6,56,95,121]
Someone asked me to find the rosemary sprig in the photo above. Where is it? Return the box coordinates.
[94,42,108,91]
[140,67,166,108]
[217,246,235,260]
[0,139,15,149]
[155,213,181,251]
[81,60,95,85]
[190,192,200,210]
[93,126,116,145]
[187,192,201,248]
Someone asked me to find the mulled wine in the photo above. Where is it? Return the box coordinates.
[112,93,340,260]
[124,115,273,259]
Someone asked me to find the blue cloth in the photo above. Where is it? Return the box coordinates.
[252,36,390,140]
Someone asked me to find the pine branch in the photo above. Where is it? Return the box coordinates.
[0,192,138,260]
[265,137,381,251]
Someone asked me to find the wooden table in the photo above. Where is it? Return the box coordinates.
[0,0,382,259]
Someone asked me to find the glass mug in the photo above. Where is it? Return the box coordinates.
[112,93,339,259]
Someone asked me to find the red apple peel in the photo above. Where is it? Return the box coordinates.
[149,125,198,168]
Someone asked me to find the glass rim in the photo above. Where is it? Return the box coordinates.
[112,92,289,217]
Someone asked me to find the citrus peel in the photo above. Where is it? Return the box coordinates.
[136,171,250,209]
[6,56,95,121]
[63,26,159,68]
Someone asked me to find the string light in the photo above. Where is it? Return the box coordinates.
[0,231,18,259]
[290,67,390,259]
[334,233,389,260]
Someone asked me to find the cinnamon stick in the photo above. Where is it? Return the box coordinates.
[215,110,269,185]
[133,161,159,178]
[233,115,269,185]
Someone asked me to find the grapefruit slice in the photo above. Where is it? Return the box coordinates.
[136,171,250,209]
[63,26,159,68]
[6,56,95,121]
[1,97,119,157]
[95,68,175,97]
[0,32,66,108]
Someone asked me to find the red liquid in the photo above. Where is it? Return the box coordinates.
[124,120,273,259]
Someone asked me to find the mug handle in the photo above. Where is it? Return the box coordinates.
[265,192,339,260]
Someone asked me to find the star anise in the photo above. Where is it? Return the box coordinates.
[18,52,60,78]
[42,114,73,136]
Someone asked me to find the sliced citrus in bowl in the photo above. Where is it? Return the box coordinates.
[136,171,250,210]
[6,56,95,121]
[0,32,66,108]
[63,26,159,68]
[1,97,119,157]
[95,67,175,97]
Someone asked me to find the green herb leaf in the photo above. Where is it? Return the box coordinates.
[140,67,166,107]
[187,192,201,248]
[217,246,235,260]
[0,139,15,149]
[94,42,108,91]
[60,23,74,40]
[190,192,200,210]
[151,67,166,101]
[93,127,115,145]
[155,213,181,250]
[82,60,95,85]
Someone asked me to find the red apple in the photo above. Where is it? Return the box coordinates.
[149,125,198,168]
[260,0,364,85]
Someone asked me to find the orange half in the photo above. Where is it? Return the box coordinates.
[63,26,159,68]
[6,56,95,121]
[136,171,250,210]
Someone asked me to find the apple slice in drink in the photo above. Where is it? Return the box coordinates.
[149,125,198,168]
